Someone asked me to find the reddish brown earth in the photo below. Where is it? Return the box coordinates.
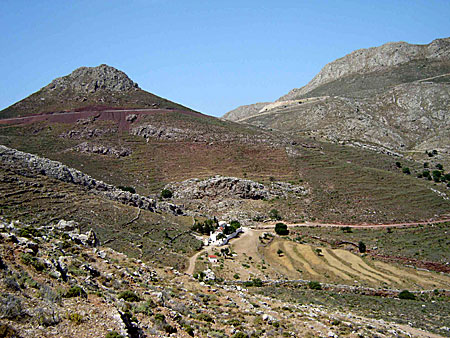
[0,108,208,131]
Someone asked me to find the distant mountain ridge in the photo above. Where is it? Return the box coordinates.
[223,37,450,158]
[0,64,194,119]
[279,37,450,100]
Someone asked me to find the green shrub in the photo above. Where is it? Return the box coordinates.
[274,223,289,235]
[308,281,322,290]
[161,189,173,199]
[64,285,87,298]
[118,291,140,302]
[398,290,416,300]
[197,313,214,322]
[105,331,124,338]
[118,186,136,194]
[18,226,41,238]
[183,324,195,336]
[20,253,46,271]
[252,278,263,287]
[402,167,411,175]
[135,299,156,316]
[277,249,283,256]
[233,273,240,279]
[67,312,83,324]
[395,161,402,168]
[231,333,249,338]
[342,226,352,233]
[269,209,282,220]
[436,163,443,170]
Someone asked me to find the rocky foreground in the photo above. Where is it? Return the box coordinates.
[1,217,446,338]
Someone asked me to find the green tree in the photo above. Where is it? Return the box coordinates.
[275,223,289,235]
[358,241,366,253]
[161,189,173,198]
[398,290,416,300]
[308,281,322,290]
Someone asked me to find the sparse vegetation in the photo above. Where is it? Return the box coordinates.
[118,290,141,302]
[105,331,124,338]
[64,285,87,298]
[269,209,282,220]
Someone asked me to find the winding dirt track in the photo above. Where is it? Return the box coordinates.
[185,249,205,275]
[256,218,450,229]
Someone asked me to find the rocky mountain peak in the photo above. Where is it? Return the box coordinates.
[45,64,139,94]
[279,37,450,100]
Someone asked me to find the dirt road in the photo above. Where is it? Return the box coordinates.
[256,218,450,230]
[185,248,205,275]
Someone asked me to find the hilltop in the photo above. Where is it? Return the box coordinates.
[0,64,194,119]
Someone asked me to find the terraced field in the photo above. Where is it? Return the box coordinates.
[262,238,450,290]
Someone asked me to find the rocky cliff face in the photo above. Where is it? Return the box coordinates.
[279,37,450,100]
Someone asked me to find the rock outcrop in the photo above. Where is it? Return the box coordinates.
[165,176,307,200]
[0,145,183,215]
[222,102,270,122]
[45,64,139,94]
[71,142,131,157]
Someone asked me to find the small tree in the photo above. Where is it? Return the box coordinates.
[342,226,353,233]
[118,186,136,194]
[402,167,411,175]
[436,163,443,170]
[395,161,402,168]
[161,189,173,199]
[423,162,429,168]
[358,241,366,253]
[398,290,416,300]
[432,170,442,182]
[275,223,289,235]
[308,281,322,290]
[269,209,282,220]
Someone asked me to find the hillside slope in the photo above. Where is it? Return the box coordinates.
[223,38,450,159]
[0,64,194,119]
[1,63,449,224]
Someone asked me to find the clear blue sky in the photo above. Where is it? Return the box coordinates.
[1,1,449,117]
